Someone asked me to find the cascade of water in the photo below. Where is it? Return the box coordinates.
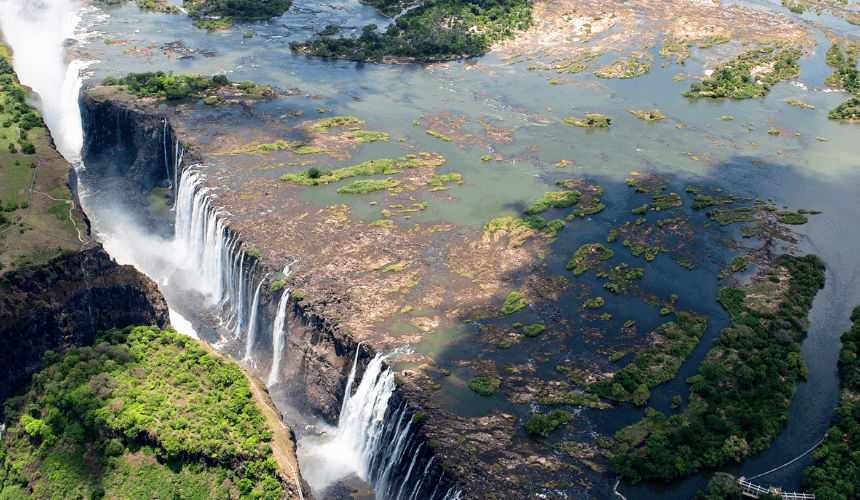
[267,264,293,385]
[173,166,267,352]
[173,138,183,203]
[162,119,172,189]
[325,349,461,500]
[407,457,434,500]
[243,275,269,362]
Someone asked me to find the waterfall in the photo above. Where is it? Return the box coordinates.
[173,138,183,202]
[243,275,269,362]
[173,166,266,352]
[303,347,461,500]
[267,265,293,386]
[163,119,172,189]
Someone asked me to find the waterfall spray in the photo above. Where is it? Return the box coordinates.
[0,0,90,160]
[267,264,293,386]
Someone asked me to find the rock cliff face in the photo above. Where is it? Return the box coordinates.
[79,93,182,191]
[0,245,169,407]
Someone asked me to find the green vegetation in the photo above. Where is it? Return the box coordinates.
[590,313,707,404]
[426,130,453,142]
[522,324,546,337]
[695,473,744,500]
[682,47,802,100]
[281,158,414,186]
[316,25,339,36]
[823,42,859,121]
[523,190,580,215]
[350,130,389,143]
[0,46,84,269]
[631,204,647,215]
[610,255,825,483]
[336,178,400,194]
[583,297,605,309]
[651,193,682,211]
[802,305,860,499]
[290,0,533,62]
[184,0,292,29]
[776,211,808,225]
[525,409,572,437]
[314,116,361,130]
[564,113,611,128]
[500,290,529,315]
[0,326,288,499]
[828,97,860,121]
[594,57,651,79]
[629,109,666,121]
[731,256,752,272]
[609,352,626,363]
[786,98,814,109]
[468,377,501,396]
[427,172,462,187]
[103,72,232,100]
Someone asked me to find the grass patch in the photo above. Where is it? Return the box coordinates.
[336,178,400,194]
[280,158,413,185]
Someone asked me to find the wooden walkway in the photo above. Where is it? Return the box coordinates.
[738,478,815,499]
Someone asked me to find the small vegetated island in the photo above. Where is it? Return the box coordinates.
[682,47,801,99]
[290,0,534,62]
[0,325,300,499]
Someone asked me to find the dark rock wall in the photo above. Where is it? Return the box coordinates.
[0,245,169,407]
[80,94,180,191]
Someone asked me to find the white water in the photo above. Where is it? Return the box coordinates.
[300,346,461,500]
[243,274,268,362]
[267,265,293,386]
[0,0,91,160]
[168,307,199,339]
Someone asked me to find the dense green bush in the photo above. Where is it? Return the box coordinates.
[468,377,501,396]
[682,47,801,100]
[525,409,572,437]
[0,325,284,499]
[114,72,231,100]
